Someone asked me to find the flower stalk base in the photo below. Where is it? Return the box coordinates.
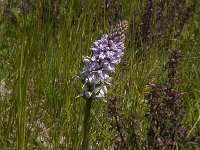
[82,98,93,150]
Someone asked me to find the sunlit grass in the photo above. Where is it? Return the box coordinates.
[0,0,200,149]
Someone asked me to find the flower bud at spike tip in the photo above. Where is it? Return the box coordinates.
[80,20,128,99]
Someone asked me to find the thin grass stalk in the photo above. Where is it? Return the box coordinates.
[16,7,37,149]
[82,98,93,150]
[17,18,26,150]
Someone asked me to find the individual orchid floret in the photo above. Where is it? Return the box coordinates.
[80,20,128,99]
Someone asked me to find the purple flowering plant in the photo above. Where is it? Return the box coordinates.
[80,20,128,99]
[80,20,128,150]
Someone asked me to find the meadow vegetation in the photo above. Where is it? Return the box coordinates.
[0,0,200,149]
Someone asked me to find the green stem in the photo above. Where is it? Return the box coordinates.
[82,98,93,150]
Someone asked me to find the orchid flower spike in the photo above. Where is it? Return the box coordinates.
[80,20,128,99]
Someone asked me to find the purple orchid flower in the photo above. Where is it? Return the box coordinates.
[81,20,128,98]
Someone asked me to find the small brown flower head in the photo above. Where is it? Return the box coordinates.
[109,20,128,43]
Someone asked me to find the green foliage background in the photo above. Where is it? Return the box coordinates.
[0,0,200,149]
